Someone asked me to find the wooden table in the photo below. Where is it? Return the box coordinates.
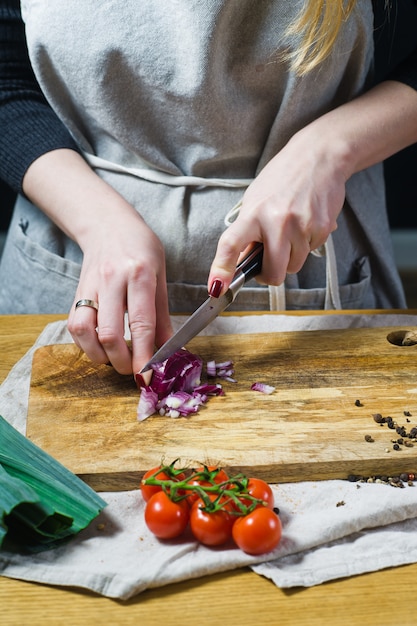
[2,312,417,626]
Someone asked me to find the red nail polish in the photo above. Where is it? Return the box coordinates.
[209,279,223,298]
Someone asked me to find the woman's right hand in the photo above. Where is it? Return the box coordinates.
[23,149,173,375]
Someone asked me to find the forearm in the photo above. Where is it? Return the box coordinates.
[295,79,417,182]
[22,149,141,250]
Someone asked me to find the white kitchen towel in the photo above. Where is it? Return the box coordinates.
[1,313,417,599]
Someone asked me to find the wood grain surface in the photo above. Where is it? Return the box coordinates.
[4,313,417,626]
[26,325,417,491]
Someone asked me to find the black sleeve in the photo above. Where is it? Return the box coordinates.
[0,0,80,194]
[387,45,417,91]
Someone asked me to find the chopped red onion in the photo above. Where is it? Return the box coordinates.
[136,386,159,421]
[206,358,237,382]
[206,360,217,377]
[250,382,276,395]
[136,348,224,421]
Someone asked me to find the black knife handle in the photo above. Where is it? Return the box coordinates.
[236,242,264,283]
[228,243,264,300]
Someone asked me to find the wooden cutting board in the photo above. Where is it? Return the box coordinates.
[26,326,417,491]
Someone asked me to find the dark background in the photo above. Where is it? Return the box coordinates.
[373,0,417,228]
[1,1,417,232]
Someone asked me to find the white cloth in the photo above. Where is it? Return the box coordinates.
[2,313,417,599]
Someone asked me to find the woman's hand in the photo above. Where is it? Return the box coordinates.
[23,149,173,375]
[67,213,172,376]
[208,79,417,296]
[208,124,346,293]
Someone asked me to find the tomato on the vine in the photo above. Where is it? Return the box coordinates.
[232,507,282,555]
[190,497,235,546]
[185,477,212,507]
[144,491,189,539]
[141,466,171,502]
[239,478,275,510]
[185,466,230,507]
[195,465,230,485]
[141,465,185,502]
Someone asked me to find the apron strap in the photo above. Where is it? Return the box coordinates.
[310,237,342,310]
[84,153,253,188]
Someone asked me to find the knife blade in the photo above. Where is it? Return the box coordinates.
[140,243,263,373]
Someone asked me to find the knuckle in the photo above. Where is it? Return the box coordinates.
[128,317,154,339]
[96,327,119,348]
[67,318,91,338]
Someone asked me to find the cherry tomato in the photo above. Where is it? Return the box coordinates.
[141,466,186,502]
[190,498,235,546]
[239,478,275,510]
[232,507,282,555]
[144,491,190,539]
[141,466,171,502]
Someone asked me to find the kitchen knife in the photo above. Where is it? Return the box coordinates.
[140,243,263,373]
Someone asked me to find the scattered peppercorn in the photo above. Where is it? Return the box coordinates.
[373,413,384,423]
[346,473,415,488]
[364,434,374,442]
[355,399,363,407]
[393,443,401,450]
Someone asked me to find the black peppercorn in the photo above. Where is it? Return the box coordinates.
[373,413,384,423]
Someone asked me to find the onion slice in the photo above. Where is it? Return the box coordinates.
[250,382,276,395]
[206,358,237,383]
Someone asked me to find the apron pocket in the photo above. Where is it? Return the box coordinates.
[0,197,81,314]
[284,256,371,310]
[167,256,372,313]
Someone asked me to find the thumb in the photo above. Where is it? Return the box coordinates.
[207,239,258,298]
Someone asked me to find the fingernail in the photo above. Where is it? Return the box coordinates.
[134,372,146,389]
[209,279,223,298]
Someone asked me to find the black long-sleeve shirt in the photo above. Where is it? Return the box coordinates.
[0,0,80,193]
[0,0,416,196]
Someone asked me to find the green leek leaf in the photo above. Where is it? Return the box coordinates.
[0,415,106,552]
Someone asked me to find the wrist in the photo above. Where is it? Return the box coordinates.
[290,119,355,183]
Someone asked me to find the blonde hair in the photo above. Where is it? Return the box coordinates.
[286,0,358,75]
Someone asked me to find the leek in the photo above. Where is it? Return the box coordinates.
[0,415,106,552]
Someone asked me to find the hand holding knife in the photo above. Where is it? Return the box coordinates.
[140,243,263,373]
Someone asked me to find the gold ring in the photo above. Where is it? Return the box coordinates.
[75,299,99,311]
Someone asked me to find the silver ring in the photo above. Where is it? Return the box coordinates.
[75,299,99,311]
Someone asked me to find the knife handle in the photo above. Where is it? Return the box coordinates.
[229,243,264,299]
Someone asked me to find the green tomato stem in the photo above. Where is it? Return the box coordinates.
[142,464,268,516]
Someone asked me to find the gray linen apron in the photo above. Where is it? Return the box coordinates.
[0,0,406,313]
